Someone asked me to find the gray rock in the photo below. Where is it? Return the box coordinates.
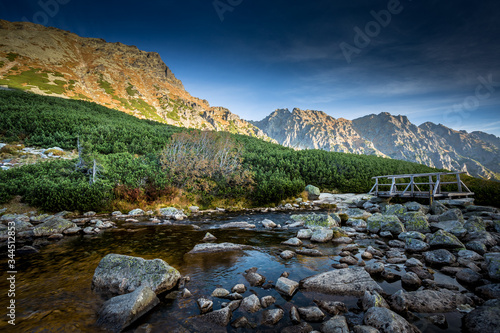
[13,219,33,232]
[438,208,464,222]
[431,201,448,215]
[17,245,39,255]
[290,306,301,324]
[225,292,243,300]
[300,267,382,297]
[466,241,488,255]
[365,262,385,275]
[402,211,430,233]
[280,250,296,259]
[391,288,473,313]
[464,299,500,333]
[188,242,253,254]
[262,308,284,326]
[220,221,256,229]
[404,238,429,252]
[202,232,217,242]
[96,285,159,333]
[384,204,407,218]
[128,209,144,216]
[282,237,303,246]
[361,290,389,311]
[281,322,314,333]
[476,284,500,299]
[291,214,339,229]
[297,306,325,322]
[311,228,334,242]
[423,249,456,265]
[388,239,405,248]
[364,307,419,333]
[211,288,230,298]
[297,229,313,239]
[464,216,486,233]
[181,288,192,298]
[276,277,299,296]
[231,316,252,329]
[458,249,483,261]
[484,252,500,280]
[405,258,423,267]
[314,300,347,315]
[305,184,320,200]
[296,248,323,257]
[456,268,482,284]
[262,219,277,229]
[340,255,358,265]
[398,231,426,241]
[353,325,380,333]
[427,229,465,249]
[404,201,423,212]
[260,295,276,308]
[200,306,232,326]
[320,316,349,333]
[401,272,422,287]
[367,213,405,235]
[189,206,199,213]
[366,246,384,257]
[159,207,186,220]
[427,314,447,326]
[231,284,246,293]
[197,298,214,314]
[244,267,266,286]
[33,217,77,237]
[240,294,261,313]
[92,254,180,295]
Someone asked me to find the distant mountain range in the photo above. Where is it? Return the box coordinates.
[1,19,499,181]
[252,109,500,180]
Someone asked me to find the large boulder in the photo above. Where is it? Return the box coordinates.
[427,229,465,249]
[402,212,430,233]
[187,242,253,254]
[305,184,321,200]
[390,289,472,313]
[300,267,382,297]
[464,299,500,333]
[92,254,180,295]
[364,307,419,333]
[367,213,405,235]
[33,217,76,237]
[96,285,159,333]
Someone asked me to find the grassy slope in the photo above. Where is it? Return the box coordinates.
[0,89,498,210]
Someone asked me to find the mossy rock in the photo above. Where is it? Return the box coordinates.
[384,204,407,219]
[92,253,181,296]
[305,184,320,200]
[33,217,76,236]
[0,144,24,154]
[367,213,405,235]
[428,229,465,249]
[484,253,500,281]
[45,148,65,156]
[291,214,339,229]
[464,216,486,233]
[402,211,430,233]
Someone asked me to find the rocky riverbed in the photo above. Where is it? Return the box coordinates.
[1,193,500,332]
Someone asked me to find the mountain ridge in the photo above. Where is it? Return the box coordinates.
[252,108,500,181]
[0,19,272,141]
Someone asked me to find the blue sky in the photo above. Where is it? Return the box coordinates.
[2,0,500,136]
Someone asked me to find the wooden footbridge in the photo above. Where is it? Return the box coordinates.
[369,171,473,204]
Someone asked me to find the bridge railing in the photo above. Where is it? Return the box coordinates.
[369,171,473,200]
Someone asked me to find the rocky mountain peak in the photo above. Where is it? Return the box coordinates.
[0,19,271,141]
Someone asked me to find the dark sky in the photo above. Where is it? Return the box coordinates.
[2,0,500,135]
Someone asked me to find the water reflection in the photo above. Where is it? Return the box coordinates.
[0,212,466,332]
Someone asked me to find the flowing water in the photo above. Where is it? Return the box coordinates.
[0,211,465,332]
